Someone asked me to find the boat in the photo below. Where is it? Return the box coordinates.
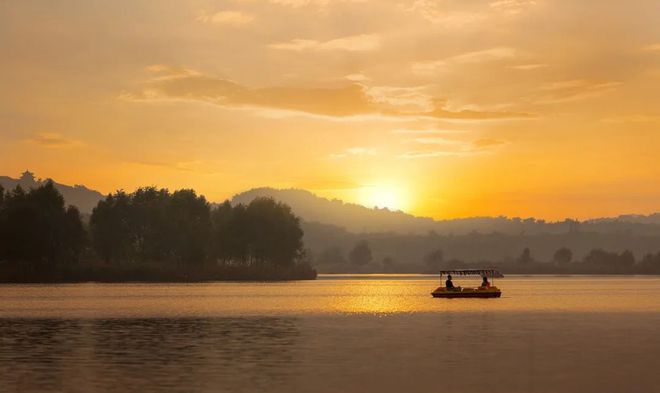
[431,269,503,298]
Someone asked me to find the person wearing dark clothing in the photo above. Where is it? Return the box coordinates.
[445,274,455,289]
[480,276,491,288]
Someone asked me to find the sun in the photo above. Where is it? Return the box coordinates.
[358,183,409,212]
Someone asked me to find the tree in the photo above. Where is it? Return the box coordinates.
[349,240,372,266]
[0,181,84,266]
[91,187,212,267]
[553,247,573,265]
[424,249,444,270]
[517,247,533,265]
[90,191,133,264]
[242,197,304,267]
[583,249,635,271]
[209,198,304,267]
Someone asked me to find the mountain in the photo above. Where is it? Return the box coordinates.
[232,187,660,236]
[0,171,104,214]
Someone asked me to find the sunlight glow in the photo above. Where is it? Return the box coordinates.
[358,183,409,212]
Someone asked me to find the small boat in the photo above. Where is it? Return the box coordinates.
[431,269,503,298]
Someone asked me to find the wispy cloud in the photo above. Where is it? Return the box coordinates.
[197,10,254,26]
[509,63,549,70]
[329,147,377,159]
[391,128,465,135]
[268,0,365,7]
[536,79,622,103]
[413,47,517,73]
[404,1,486,27]
[489,0,537,15]
[642,43,660,52]
[399,137,507,159]
[270,34,380,52]
[122,66,534,120]
[24,133,83,148]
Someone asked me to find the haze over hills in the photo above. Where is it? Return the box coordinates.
[2,172,660,236]
[232,187,660,236]
[0,171,104,214]
[3,172,660,266]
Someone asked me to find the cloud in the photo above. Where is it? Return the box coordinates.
[642,43,660,52]
[404,1,486,27]
[489,0,537,15]
[268,0,365,7]
[197,11,254,26]
[269,34,380,52]
[122,66,534,120]
[423,99,534,120]
[399,136,507,159]
[536,79,622,103]
[509,63,549,70]
[24,133,83,148]
[413,47,517,73]
[329,147,377,159]
[391,128,465,135]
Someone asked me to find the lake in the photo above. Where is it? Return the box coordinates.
[1,275,659,393]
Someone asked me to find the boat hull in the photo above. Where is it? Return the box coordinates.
[431,287,501,298]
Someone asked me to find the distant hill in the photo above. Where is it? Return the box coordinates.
[0,171,104,214]
[232,187,660,236]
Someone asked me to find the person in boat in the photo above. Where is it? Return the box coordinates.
[480,276,491,289]
[445,274,460,291]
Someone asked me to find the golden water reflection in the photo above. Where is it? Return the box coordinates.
[1,275,659,318]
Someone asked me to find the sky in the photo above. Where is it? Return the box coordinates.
[1,0,659,220]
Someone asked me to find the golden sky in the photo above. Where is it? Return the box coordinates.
[1,0,659,220]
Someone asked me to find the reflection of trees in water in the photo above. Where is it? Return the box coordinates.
[0,318,300,393]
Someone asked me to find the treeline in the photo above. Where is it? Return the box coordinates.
[312,239,660,275]
[0,182,315,282]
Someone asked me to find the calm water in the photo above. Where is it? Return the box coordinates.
[1,275,659,392]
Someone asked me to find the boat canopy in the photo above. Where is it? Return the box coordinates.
[439,269,503,278]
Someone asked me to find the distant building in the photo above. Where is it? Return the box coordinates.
[20,170,36,183]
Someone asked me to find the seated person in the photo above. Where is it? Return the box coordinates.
[445,274,461,291]
[480,276,492,289]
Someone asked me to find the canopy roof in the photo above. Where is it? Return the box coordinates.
[440,269,503,278]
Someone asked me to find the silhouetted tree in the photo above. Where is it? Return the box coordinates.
[0,181,84,266]
[517,247,533,265]
[242,197,304,266]
[382,256,395,272]
[583,249,635,271]
[90,191,133,264]
[91,187,212,266]
[349,240,372,265]
[553,247,573,265]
